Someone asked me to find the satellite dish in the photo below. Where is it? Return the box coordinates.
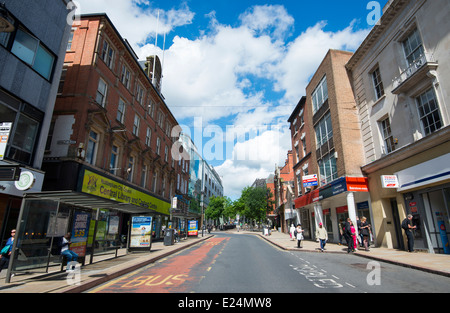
[0,3,14,33]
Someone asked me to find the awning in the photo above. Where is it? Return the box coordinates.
[23,190,164,215]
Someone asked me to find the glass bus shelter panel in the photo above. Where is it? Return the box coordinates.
[12,199,69,273]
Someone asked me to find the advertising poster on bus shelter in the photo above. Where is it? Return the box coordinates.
[188,220,198,236]
[71,211,91,257]
[130,216,153,248]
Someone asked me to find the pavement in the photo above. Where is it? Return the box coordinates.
[0,229,448,293]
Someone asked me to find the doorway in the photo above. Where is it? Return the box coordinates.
[390,198,404,250]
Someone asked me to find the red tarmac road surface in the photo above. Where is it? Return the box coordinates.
[89,237,229,293]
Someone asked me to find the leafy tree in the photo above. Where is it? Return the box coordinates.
[236,186,272,223]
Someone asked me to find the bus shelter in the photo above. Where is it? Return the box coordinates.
[4,188,170,283]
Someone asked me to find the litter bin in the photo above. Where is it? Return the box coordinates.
[164,228,174,246]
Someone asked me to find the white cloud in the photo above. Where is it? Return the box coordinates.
[75,2,370,200]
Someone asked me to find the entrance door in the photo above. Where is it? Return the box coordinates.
[300,209,310,239]
[390,198,404,250]
[422,189,450,254]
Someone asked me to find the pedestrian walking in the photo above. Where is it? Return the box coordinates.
[315,223,328,252]
[290,224,296,241]
[0,229,15,274]
[294,224,304,248]
[344,218,355,253]
[350,220,358,251]
[360,216,371,251]
[402,214,416,252]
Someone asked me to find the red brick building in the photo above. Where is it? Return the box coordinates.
[41,14,189,250]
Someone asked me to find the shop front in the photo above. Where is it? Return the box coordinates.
[4,164,171,282]
[395,153,450,254]
[294,176,370,244]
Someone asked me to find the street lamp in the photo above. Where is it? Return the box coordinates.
[0,3,14,33]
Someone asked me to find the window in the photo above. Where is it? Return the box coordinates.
[0,91,43,165]
[110,145,119,174]
[312,76,328,114]
[86,130,99,165]
[136,83,144,105]
[165,145,169,162]
[380,117,395,154]
[315,112,333,148]
[117,98,126,123]
[145,127,152,147]
[101,40,115,69]
[141,164,147,188]
[67,31,74,51]
[156,137,161,155]
[133,114,140,136]
[152,171,158,193]
[372,67,385,100]
[11,28,55,80]
[121,64,131,89]
[96,78,108,107]
[301,138,307,156]
[318,152,337,185]
[416,88,442,136]
[402,28,424,66]
[127,156,135,183]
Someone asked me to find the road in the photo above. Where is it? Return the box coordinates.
[88,232,450,293]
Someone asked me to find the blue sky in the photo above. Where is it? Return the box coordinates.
[75,0,388,199]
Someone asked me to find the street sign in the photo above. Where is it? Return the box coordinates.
[303,174,318,187]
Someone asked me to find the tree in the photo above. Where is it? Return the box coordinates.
[236,186,272,224]
[205,196,233,223]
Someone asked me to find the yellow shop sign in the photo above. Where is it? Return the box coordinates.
[81,170,170,215]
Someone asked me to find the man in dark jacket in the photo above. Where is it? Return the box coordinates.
[402,214,416,252]
[343,218,354,253]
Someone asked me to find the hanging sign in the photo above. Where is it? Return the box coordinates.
[303,174,318,187]
[381,175,399,188]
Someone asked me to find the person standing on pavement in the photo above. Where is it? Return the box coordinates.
[344,218,355,253]
[294,224,304,248]
[360,217,371,251]
[402,214,417,252]
[315,223,328,252]
[0,229,15,273]
[290,224,296,241]
[350,220,358,251]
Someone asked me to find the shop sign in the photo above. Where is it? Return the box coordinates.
[381,175,399,188]
[130,216,153,247]
[188,220,198,236]
[303,174,318,187]
[0,122,12,160]
[80,169,170,215]
[14,171,35,191]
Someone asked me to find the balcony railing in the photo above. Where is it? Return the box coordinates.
[392,54,438,93]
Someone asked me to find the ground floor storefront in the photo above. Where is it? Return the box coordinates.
[294,176,371,244]
[2,162,176,282]
[362,129,450,254]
